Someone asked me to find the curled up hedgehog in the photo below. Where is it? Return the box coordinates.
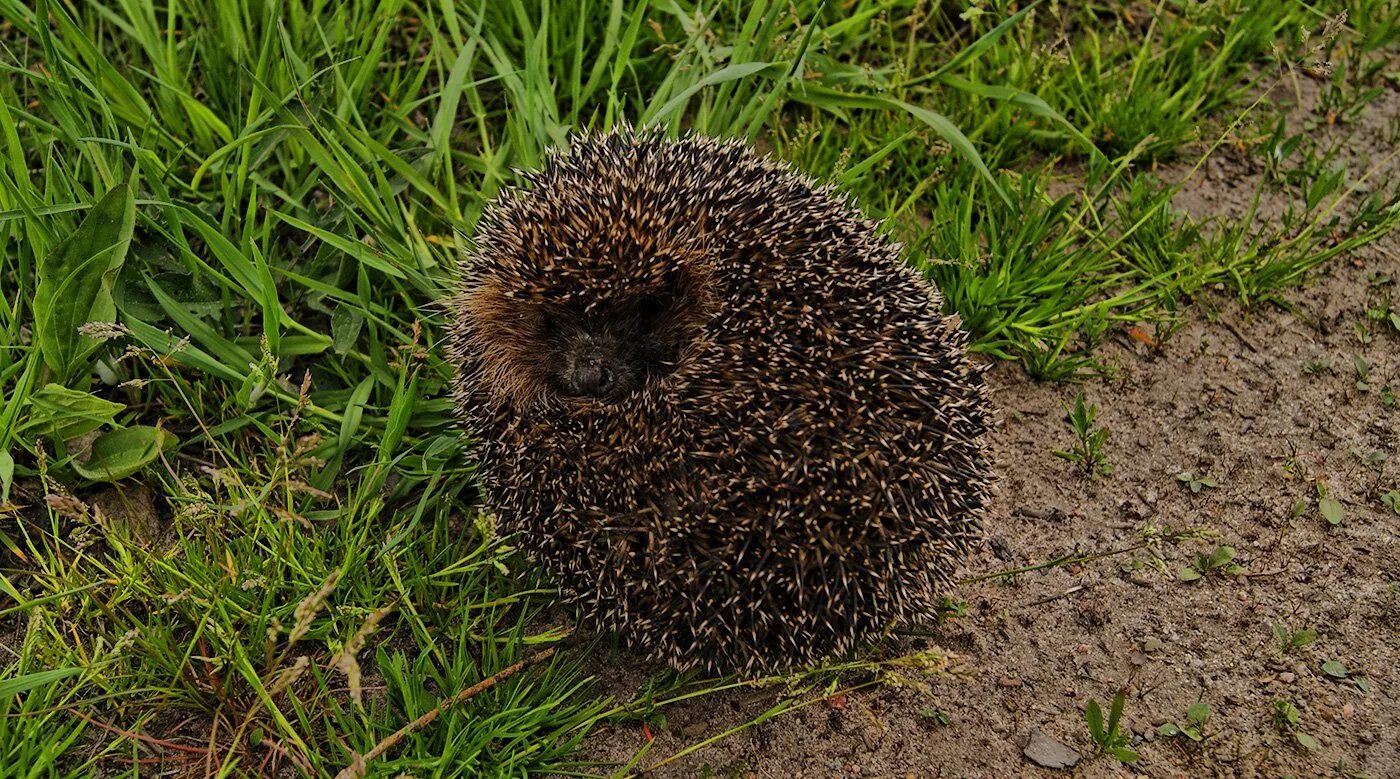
[447,130,992,674]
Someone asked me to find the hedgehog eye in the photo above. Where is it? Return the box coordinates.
[634,295,667,327]
[537,309,562,338]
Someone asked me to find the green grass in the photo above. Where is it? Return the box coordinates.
[1,0,1398,775]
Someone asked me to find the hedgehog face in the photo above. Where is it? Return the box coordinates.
[539,294,675,401]
[460,243,708,410]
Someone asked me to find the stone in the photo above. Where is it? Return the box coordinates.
[1023,728,1080,770]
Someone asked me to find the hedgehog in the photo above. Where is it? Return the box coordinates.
[447,129,992,674]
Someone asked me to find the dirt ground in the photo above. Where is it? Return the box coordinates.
[576,84,1400,776]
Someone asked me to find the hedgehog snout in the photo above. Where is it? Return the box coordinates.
[570,350,616,396]
[557,331,640,401]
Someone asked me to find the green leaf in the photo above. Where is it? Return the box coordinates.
[928,0,1042,81]
[940,74,1098,154]
[1085,698,1104,741]
[20,384,126,443]
[0,667,82,698]
[790,85,1012,208]
[1318,497,1343,526]
[1320,660,1348,678]
[331,305,364,355]
[1109,746,1140,763]
[71,425,175,482]
[1157,723,1180,737]
[1208,546,1237,567]
[1106,692,1126,737]
[646,61,788,126]
[1178,566,1202,582]
[0,450,13,501]
[1294,731,1318,751]
[1186,702,1210,725]
[32,183,137,383]
[888,98,1012,209]
[1377,490,1400,515]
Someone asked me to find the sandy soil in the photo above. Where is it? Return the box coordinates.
[575,84,1400,777]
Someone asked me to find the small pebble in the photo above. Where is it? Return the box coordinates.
[990,536,1015,561]
[1023,728,1081,770]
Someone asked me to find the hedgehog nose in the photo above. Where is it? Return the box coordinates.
[573,357,614,396]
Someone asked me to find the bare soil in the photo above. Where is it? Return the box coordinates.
[576,83,1400,777]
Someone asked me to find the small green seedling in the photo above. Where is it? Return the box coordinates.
[1320,660,1371,693]
[1354,449,1387,470]
[1272,700,1319,751]
[1365,303,1400,334]
[918,708,951,727]
[1302,358,1331,375]
[1177,471,1217,493]
[1316,482,1344,526]
[935,597,968,622]
[1272,623,1317,654]
[1054,392,1112,478]
[1179,545,1243,582]
[1085,692,1139,764]
[1157,701,1210,742]
[1353,356,1371,391]
[1381,491,1400,515]
[1288,499,1308,522]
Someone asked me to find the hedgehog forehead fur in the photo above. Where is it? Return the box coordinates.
[448,129,993,673]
